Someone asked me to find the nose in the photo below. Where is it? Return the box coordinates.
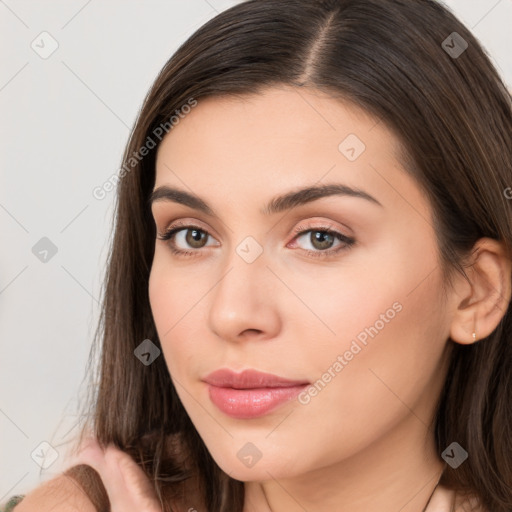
[207,249,282,344]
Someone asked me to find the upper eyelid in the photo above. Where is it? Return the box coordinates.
[160,220,219,239]
[161,222,352,244]
[160,214,351,231]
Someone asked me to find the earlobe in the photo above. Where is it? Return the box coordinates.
[449,238,512,346]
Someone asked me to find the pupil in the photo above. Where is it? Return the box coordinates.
[187,229,206,248]
[312,231,333,250]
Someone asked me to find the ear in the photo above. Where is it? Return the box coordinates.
[449,237,512,345]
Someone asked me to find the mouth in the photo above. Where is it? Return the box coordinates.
[202,368,310,419]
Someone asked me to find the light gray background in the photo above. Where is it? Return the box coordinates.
[1,0,511,500]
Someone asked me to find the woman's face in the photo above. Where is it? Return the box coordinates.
[148,85,453,482]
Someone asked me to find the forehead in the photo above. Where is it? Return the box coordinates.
[153,85,429,225]
[156,86,397,175]
[157,85,396,162]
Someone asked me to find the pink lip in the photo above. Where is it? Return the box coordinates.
[203,369,310,419]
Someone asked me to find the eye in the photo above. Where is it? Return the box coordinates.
[290,223,356,259]
[156,221,219,257]
[156,221,356,260]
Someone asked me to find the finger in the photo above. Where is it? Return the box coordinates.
[69,436,108,474]
[71,438,161,512]
[107,446,162,510]
[71,438,129,509]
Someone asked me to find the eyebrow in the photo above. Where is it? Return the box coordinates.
[148,183,383,216]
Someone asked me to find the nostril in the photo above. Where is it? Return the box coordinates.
[241,328,263,336]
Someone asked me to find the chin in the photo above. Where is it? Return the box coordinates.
[207,447,302,482]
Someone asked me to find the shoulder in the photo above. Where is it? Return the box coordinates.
[0,495,24,512]
[454,490,489,512]
[9,473,97,512]
[428,484,489,512]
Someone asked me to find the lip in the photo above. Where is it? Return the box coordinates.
[203,369,310,419]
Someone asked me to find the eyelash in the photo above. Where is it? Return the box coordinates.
[156,221,356,259]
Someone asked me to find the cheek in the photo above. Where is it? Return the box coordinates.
[295,279,445,461]
[148,253,211,374]
[289,234,447,449]
[283,229,441,359]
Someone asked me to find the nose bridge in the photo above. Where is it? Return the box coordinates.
[213,235,268,307]
[207,234,280,340]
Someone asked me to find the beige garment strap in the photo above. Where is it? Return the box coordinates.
[425,485,487,512]
[425,485,457,511]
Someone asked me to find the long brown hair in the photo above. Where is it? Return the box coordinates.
[62,0,512,510]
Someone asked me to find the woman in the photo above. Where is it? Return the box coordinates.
[8,0,512,510]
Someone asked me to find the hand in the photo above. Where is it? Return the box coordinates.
[70,436,163,512]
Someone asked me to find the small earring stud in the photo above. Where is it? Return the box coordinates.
[472,331,477,342]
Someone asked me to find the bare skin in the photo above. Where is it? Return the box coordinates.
[50,85,509,512]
